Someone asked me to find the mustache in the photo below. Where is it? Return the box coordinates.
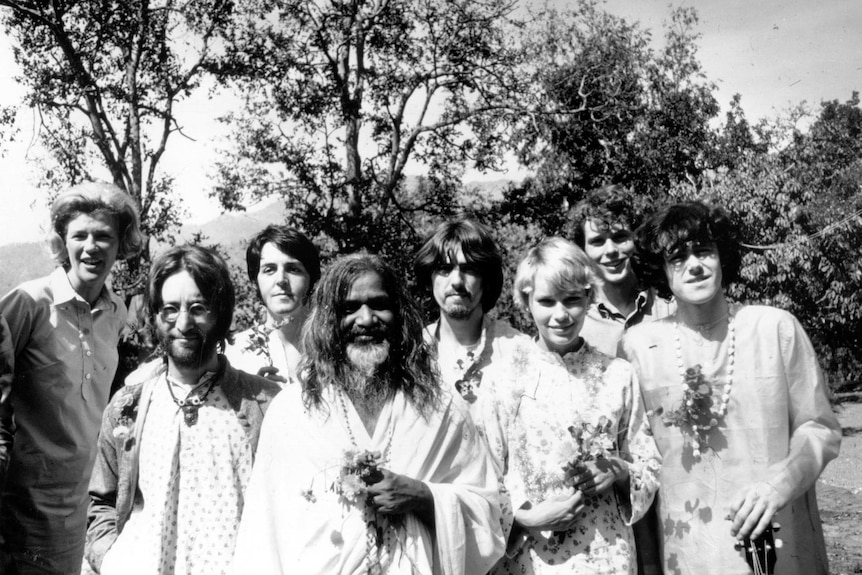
[346,325,390,343]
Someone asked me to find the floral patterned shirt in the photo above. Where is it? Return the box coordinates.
[486,342,661,574]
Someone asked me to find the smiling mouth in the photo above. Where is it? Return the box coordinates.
[603,259,626,269]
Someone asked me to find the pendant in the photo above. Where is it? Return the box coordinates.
[182,405,199,426]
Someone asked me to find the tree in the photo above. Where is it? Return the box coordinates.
[496,2,720,235]
[212,0,526,266]
[671,94,862,388]
[0,0,235,280]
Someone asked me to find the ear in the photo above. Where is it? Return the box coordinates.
[47,230,69,266]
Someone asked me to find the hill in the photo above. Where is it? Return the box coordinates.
[0,241,54,295]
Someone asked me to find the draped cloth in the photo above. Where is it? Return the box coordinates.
[621,304,841,575]
[232,385,508,574]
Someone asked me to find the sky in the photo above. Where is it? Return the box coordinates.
[0,0,860,247]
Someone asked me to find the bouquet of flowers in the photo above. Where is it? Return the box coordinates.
[333,448,385,505]
[559,415,615,487]
[332,448,394,572]
[652,364,724,458]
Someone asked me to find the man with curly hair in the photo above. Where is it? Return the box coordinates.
[233,253,509,574]
[622,201,840,575]
[570,184,675,358]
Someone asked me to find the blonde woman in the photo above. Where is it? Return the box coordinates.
[486,237,660,575]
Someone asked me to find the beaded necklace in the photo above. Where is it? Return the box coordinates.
[165,357,224,427]
[670,313,735,458]
[336,387,395,575]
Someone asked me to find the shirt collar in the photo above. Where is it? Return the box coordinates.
[49,267,116,312]
[595,289,650,319]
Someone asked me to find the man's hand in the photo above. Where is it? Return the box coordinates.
[364,469,434,524]
[514,488,585,532]
[256,366,287,384]
[729,481,785,540]
[571,456,629,497]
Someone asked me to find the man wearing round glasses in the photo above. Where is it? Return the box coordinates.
[84,245,280,574]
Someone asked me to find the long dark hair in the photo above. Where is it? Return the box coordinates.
[300,254,440,415]
[147,245,235,347]
[634,201,741,299]
[414,219,503,313]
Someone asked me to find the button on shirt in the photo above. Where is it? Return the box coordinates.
[580,288,675,357]
[0,267,126,556]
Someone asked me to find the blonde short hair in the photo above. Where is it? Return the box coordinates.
[513,236,601,310]
[47,181,144,265]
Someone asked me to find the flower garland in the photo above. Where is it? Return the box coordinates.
[650,315,735,459]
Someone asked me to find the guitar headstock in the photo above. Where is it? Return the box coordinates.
[735,522,781,574]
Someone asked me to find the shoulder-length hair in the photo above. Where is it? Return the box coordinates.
[48,181,144,265]
[413,219,503,313]
[300,253,440,415]
[146,245,235,347]
[513,236,602,310]
[245,225,321,302]
[634,201,741,299]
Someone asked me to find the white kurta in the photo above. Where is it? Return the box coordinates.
[621,304,841,575]
[233,385,508,574]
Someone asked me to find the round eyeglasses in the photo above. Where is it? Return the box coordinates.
[159,303,211,323]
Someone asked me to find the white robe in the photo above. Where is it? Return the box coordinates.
[233,385,508,574]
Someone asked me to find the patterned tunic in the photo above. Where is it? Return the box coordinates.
[100,373,254,575]
[485,342,661,574]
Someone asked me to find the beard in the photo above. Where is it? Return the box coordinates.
[442,301,474,320]
[157,327,219,369]
[440,291,481,320]
[341,329,395,410]
[346,340,391,376]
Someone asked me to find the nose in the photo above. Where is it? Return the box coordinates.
[354,305,376,327]
[83,234,98,252]
[449,267,465,287]
[175,308,195,332]
[552,303,570,322]
[685,253,704,274]
[276,269,290,286]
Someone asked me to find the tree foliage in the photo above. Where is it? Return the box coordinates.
[0,0,235,277]
[495,1,720,234]
[671,93,862,387]
[212,0,526,269]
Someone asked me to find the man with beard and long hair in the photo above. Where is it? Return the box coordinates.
[413,220,534,427]
[85,245,280,575]
[233,253,510,575]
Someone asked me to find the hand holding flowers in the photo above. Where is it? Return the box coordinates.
[560,416,627,497]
